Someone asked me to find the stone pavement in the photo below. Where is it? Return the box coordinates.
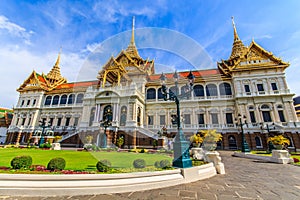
[1,151,300,200]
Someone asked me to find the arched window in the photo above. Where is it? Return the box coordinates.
[277,105,286,122]
[194,85,204,97]
[67,94,75,104]
[120,106,127,126]
[158,88,164,100]
[261,104,271,122]
[60,95,67,105]
[76,93,84,104]
[181,85,191,99]
[89,107,96,126]
[228,135,237,150]
[206,84,218,97]
[219,83,232,95]
[288,137,294,148]
[261,104,270,109]
[169,86,177,95]
[44,96,52,105]
[255,136,262,148]
[137,107,141,126]
[52,95,59,105]
[103,105,113,122]
[146,88,156,100]
[181,85,189,94]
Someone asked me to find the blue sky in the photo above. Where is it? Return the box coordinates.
[1,0,300,108]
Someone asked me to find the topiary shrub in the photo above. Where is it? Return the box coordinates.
[47,157,66,171]
[154,161,161,168]
[160,159,171,169]
[96,159,111,172]
[133,159,146,168]
[140,149,145,153]
[11,155,33,169]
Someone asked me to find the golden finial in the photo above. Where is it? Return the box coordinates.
[231,16,240,42]
[54,48,61,66]
[229,17,246,60]
[130,16,135,46]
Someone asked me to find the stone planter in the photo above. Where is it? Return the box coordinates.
[271,150,293,164]
[190,147,204,160]
[52,143,61,150]
[205,151,225,174]
[202,142,217,151]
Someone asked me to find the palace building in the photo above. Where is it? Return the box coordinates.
[6,19,300,151]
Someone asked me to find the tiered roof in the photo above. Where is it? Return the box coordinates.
[218,17,289,76]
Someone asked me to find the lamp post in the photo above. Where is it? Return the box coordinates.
[160,71,194,168]
[236,114,250,153]
[37,120,52,146]
[261,123,276,152]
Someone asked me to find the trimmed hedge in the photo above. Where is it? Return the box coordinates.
[96,159,111,172]
[154,159,171,169]
[159,159,171,169]
[11,155,33,169]
[47,157,66,171]
[154,161,161,168]
[133,159,146,168]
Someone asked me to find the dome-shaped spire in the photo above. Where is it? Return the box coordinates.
[229,17,247,60]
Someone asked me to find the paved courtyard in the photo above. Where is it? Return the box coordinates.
[1,151,300,200]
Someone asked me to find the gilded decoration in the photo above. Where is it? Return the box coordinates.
[218,17,289,76]
[97,17,154,88]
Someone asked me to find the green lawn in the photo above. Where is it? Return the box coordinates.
[0,148,173,171]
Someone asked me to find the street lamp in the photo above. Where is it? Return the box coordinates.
[160,71,194,168]
[37,120,52,146]
[261,123,276,152]
[99,108,112,148]
[235,114,250,153]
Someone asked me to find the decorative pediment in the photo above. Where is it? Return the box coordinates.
[218,18,289,76]
[17,71,48,92]
[96,91,120,99]
[218,40,289,76]
[97,18,155,88]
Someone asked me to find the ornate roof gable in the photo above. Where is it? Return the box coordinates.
[17,71,49,92]
[218,18,289,76]
[97,17,154,88]
[231,40,289,71]
[18,52,68,92]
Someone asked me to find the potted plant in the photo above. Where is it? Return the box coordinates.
[201,130,222,151]
[267,135,290,150]
[117,137,124,148]
[189,132,204,148]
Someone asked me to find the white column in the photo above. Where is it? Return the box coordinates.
[290,101,298,122]
[98,105,103,122]
[115,104,119,122]
[93,105,98,122]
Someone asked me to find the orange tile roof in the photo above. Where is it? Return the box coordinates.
[35,73,47,84]
[55,80,98,89]
[148,69,221,81]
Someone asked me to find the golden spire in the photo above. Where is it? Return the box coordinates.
[47,50,66,84]
[229,17,247,60]
[130,16,135,46]
[126,16,140,58]
[231,16,240,42]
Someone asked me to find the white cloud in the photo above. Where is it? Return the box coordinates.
[92,0,164,23]
[0,46,85,108]
[0,15,33,44]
